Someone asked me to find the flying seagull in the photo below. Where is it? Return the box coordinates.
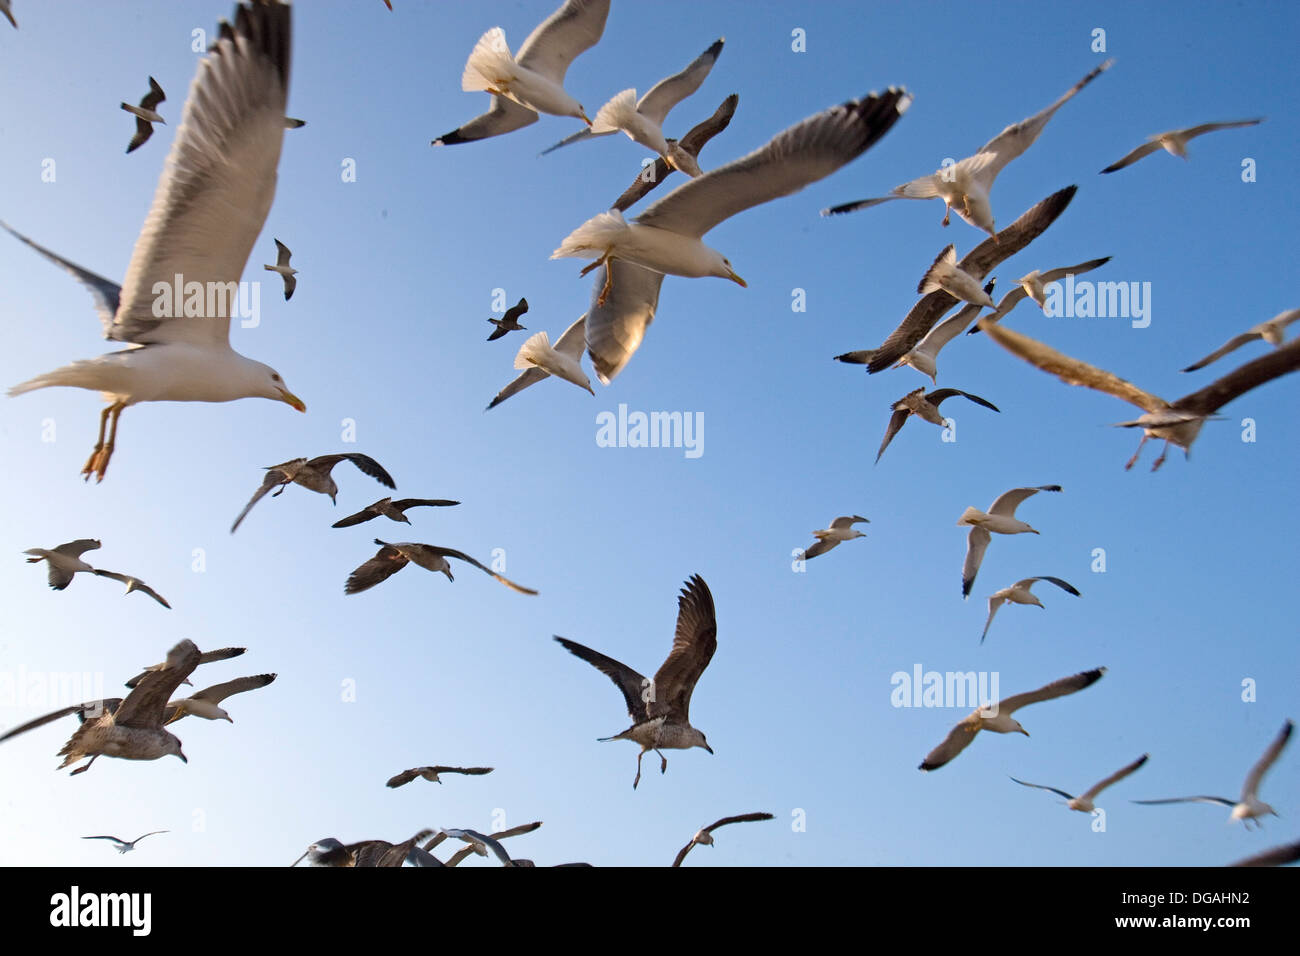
[513,329,594,395]
[487,316,586,409]
[331,497,460,528]
[671,812,774,867]
[976,318,1300,470]
[163,674,276,724]
[1134,719,1293,829]
[801,516,869,560]
[553,88,911,305]
[875,388,999,464]
[386,766,494,788]
[345,539,538,596]
[414,821,543,868]
[1010,754,1148,813]
[853,185,1079,373]
[958,485,1062,598]
[434,828,518,866]
[125,646,246,688]
[981,576,1080,644]
[837,280,997,382]
[822,60,1111,237]
[919,666,1106,771]
[918,245,996,308]
[122,76,166,153]
[1228,840,1300,868]
[487,297,528,341]
[431,0,610,146]
[263,239,297,300]
[1182,310,1300,372]
[966,256,1112,333]
[545,38,725,176]
[230,453,396,533]
[293,830,434,868]
[555,574,717,788]
[24,539,170,608]
[83,831,169,855]
[3,2,304,483]
[1101,118,1263,174]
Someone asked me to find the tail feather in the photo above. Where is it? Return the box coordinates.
[591,89,638,135]
[462,27,514,93]
[514,331,553,371]
[551,209,628,259]
[956,506,983,526]
[8,362,100,398]
[918,245,957,295]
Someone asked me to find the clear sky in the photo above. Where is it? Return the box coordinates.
[0,1,1296,868]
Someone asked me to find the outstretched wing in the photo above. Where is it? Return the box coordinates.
[431,546,538,594]
[1174,337,1300,417]
[0,223,122,329]
[0,699,121,743]
[636,37,725,126]
[433,95,538,146]
[344,544,409,594]
[875,408,910,464]
[919,716,980,771]
[1079,753,1149,802]
[650,575,717,721]
[1009,776,1076,801]
[554,636,650,723]
[514,0,610,84]
[310,453,396,489]
[999,667,1106,716]
[115,640,202,729]
[230,468,289,533]
[1240,719,1293,802]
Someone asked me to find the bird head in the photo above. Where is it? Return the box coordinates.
[253,363,306,412]
[693,730,713,755]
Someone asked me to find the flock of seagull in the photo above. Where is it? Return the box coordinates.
[2,0,1296,868]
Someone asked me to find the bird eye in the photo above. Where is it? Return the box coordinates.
[272,373,281,382]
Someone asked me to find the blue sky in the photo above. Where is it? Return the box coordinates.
[0,1,1297,867]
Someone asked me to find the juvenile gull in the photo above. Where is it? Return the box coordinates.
[83,831,169,855]
[1010,754,1148,813]
[1101,118,1263,173]
[553,88,911,305]
[24,539,170,608]
[546,38,725,176]
[122,77,166,154]
[331,497,460,528]
[386,765,494,788]
[801,516,869,560]
[292,830,433,867]
[415,821,542,867]
[966,257,1111,332]
[487,297,528,341]
[1134,719,1293,829]
[513,329,594,395]
[671,812,774,867]
[435,828,516,866]
[976,319,1300,469]
[345,539,538,595]
[2,2,305,482]
[836,280,996,383]
[555,574,716,789]
[231,453,396,532]
[163,674,276,724]
[876,388,999,464]
[1181,310,1300,372]
[431,0,610,146]
[487,316,586,409]
[919,666,1106,771]
[262,239,297,300]
[918,245,996,308]
[980,576,1080,644]
[958,485,1062,598]
[822,61,1111,237]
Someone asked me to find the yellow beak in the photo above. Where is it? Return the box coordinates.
[279,388,306,412]
[727,268,747,288]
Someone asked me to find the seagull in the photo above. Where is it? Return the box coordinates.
[431,0,610,146]
[553,88,911,305]
[980,576,1080,644]
[966,256,1112,332]
[555,574,716,788]
[801,516,869,560]
[1101,118,1264,173]
[875,388,999,464]
[434,828,516,866]
[386,766,494,788]
[163,674,276,724]
[1228,839,1300,868]
[671,812,774,867]
[122,77,166,153]
[918,245,996,308]
[345,539,538,596]
[853,185,1079,373]
[822,60,1112,237]
[487,297,528,341]
[1010,754,1148,813]
[545,38,725,176]
[82,831,169,855]
[414,821,542,867]
[836,280,997,383]
[293,830,434,867]
[230,453,396,533]
[125,646,246,688]
[958,485,1062,598]
[24,539,170,608]
[513,329,594,395]
[976,318,1300,470]
[1134,719,1293,829]
[3,2,304,483]
[583,95,738,384]
[487,316,586,409]
[331,497,460,528]
[262,239,296,300]
[1,1,15,29]
[1182,310,1300,372]
[919,666,1106,771]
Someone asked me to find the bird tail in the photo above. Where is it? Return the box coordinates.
[956,506,983,526]
[918,245,957,295]
[462,27,515,93]
[514,331,553,371]
[551,209,628,259]
[8,360,105,398]
[591,89,637,135]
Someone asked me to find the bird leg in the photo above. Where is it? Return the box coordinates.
[69,755,98,776]
[579,254,616,307]
[941,202,951,227]
[657,749,668,774]
[84,401,125,483]
[81,405,113,479]
[1151,441,1171,472]
[1124,435,1149,471]
[632,750,644,789]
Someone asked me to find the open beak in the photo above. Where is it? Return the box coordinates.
[726,268,747,288]
[278,388,306,412]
